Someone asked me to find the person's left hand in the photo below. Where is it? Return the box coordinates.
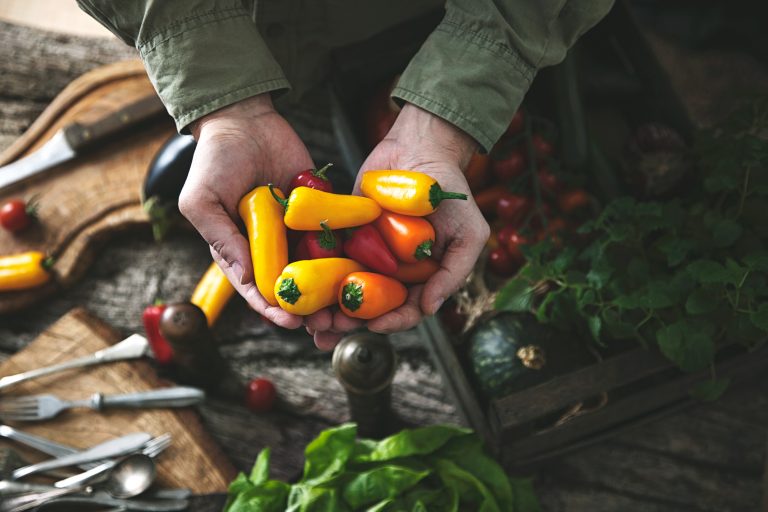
[312,103,489,343]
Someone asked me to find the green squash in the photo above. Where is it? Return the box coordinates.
[466,313,563,399]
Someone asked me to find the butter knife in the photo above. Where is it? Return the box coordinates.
[11,432,151,480]
[0,334,149,392]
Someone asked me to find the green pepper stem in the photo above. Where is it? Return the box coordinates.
[318,221,336,250]
[41,257,56,271]
[415,240,433,260]
[341,282,364,312]
[428,183,468,209]
[268,184,289,209]
[277,277,301,305]
[312,163,333,180]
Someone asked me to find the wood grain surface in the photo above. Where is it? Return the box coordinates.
[0,307,237,493]
[0,59,175,314]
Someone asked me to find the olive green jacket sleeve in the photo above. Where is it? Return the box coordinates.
[76,0,289,132]
[393,0,614,152]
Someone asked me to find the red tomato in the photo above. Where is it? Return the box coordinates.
[497,224,518,247]
[530,134,554,160]
[506,231,531,264]
[496,193,531,225]
[558,189,591,214]
[245,377,276,413]
[538,217,568,248]
[537,168,562,195]
[488,247,518,276]
[505,109,525,137]
[491,148,526,182]
[0,199,35,233]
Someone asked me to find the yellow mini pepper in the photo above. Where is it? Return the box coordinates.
[238,186,288,306]
[269,185,381,230]
[360,170,468,216]
[0,251,52,291]
[274,258,364,315]
[190,262,236,326]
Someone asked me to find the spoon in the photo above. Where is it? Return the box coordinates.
[1,454,156,512]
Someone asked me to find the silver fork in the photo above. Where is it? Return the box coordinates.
[54,433,172,488]
[0,387,205,421]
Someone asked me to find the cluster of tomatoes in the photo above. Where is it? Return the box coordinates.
[463,109,592,278]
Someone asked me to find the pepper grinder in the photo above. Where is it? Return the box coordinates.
[332,331,397,438]
[159,302,239,397]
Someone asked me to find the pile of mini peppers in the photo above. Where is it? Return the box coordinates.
[238,167,467,320]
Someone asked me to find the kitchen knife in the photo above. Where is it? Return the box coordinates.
[0,93,166,192]
[11,432,151,480]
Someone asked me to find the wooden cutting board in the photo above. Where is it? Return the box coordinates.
[0,59,176,313]
[0,308,237,493]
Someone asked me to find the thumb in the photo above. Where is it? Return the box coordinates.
[179,192,252,285]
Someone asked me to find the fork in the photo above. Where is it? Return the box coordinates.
[0,387,205,421]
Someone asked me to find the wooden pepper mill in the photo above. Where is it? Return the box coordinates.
[332,331,397,438]
[159,302,239,397]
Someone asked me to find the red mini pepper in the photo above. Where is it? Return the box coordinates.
[301,222,344,259]
[142,302,174,365]
[288,163,334,194]
[343,224,398,275]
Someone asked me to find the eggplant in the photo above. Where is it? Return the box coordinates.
[143,133,196,205]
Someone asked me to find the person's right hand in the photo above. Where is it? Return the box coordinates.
[182,94,310,329]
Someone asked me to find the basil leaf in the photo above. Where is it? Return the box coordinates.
[341,466,430,509]
[287,485,348,512]
[434,458,501,512]
[226,481,290,512]
[250,447,271,485]
[355,425,470,463]
[302,423,357,484]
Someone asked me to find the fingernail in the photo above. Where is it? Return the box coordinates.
[231,261,245,284]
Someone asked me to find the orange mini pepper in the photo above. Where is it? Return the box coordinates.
[0,251,51,291]
[338,272,407,319]
[238,186,288,306]
[389,258,440,284]
[375,211,435,263]
[190,262,236,326]
[269,185,381,230]
[360,170,467,216]
[274,258,364,315]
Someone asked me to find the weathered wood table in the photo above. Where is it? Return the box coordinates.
[1,20,767,512]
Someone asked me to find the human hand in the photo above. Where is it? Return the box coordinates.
[348,103,490,334]
[182,94,313,330]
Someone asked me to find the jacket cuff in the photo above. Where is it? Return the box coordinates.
[138,8,290,132]
[392,15,534,153]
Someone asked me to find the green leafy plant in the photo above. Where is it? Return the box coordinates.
[224,423,540,512]
[495,99,768,400]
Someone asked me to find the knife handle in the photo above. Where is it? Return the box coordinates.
[62,94,166,151]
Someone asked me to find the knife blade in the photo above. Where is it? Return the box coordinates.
[11,432,151,480]
[0,94,166,192]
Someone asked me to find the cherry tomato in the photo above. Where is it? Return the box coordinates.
[496,193,531,225]
[538,217,568,248]
[497,224,517,247]
[530,134,554,160]
[0,199,35,233]
[506,231,531,264]
[487,247,518,276]
[505,109,525,137]
[537,168,562,195]
[558,189,591,214]
[245,377,276,413]
[491,148,526,182]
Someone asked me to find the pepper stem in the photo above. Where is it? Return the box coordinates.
[268,184,289,209]
[341,282,364,312]
[429,183,468,209]
[41,257,56,271]
[312,163,333,181]
[318,221,336,250]
[277,277,301,305]
[415,240,433,260]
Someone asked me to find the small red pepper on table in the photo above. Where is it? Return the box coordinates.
[287,163,334,193]
[343,225,398,275]
[142,301,174,365]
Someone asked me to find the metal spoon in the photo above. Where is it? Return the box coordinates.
[1,454,156,512]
